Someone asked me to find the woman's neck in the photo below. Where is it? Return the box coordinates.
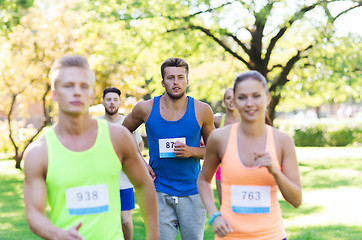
[239,120,265,137]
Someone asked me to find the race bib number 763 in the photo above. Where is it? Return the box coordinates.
[231,185,271,214]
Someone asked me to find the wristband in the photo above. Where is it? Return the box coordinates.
[208,211,221,225]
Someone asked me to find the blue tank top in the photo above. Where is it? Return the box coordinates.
[146,96,202,196]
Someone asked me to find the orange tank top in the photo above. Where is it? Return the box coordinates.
[217,123,286,240]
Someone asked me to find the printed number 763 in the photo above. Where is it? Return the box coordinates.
[242,191,261,201]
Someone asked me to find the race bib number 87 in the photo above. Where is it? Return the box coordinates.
[159,137,186,158]
[231,185,271,214]
[65,184,109,215]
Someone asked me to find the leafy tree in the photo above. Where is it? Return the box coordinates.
[0,0,149,168]
[93,0,362,122]
[0,32,51,168]
[0,0,34,34]
[280,34,362,116]
[83,0,242,111]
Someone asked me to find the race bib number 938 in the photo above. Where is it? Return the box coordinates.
[65,184,109,215]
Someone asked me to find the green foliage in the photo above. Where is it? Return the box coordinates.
[275,118,362,147]
[294,126,326,147]
[0,0,154,163]
[280,35,362,112]
[327,127,355,147]
[0,0,34,34]
[286,225,362,240]
[0,121,11,154]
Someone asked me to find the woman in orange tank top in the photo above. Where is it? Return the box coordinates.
[197,71,302,240]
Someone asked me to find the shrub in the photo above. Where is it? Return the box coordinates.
[275,118,362,147]
[294,126,326,147]
[326,128,354,146]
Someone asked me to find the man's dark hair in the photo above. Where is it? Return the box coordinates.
[160,57,189,81]
[103,87,121,99]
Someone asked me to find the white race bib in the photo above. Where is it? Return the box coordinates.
[65,184,109,215]
[231,185,271,214]
[159,137,186,158]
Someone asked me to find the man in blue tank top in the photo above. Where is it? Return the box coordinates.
[123,57,215,240]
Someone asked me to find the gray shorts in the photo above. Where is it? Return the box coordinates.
[156,191,207,240]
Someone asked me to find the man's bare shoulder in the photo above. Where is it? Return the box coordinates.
[108,121,127,133]
[194,99,214,123]
[132,98,154,117]
[135,98,154,110]
[194,99,213,114]
[24,137,47,159]
[23,136,48,175]
[194,98,210,108]
[108,123,135,145]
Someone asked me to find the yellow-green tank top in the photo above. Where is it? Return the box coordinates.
[45,119,123,240]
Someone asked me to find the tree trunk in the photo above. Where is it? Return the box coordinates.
[315,106,321,118]
[268,94,281,125]
[15,155,22,169]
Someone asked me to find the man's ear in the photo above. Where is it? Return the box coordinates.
[51,89,57,101]
[90,92,95,103]
[161,80,165,88]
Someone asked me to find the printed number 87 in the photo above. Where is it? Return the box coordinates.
[166,142,175,148]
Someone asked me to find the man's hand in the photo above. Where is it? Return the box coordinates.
[174,141,192,158]
[55,222,83,240]
[145,163,156,180]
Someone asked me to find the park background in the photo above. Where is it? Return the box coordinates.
[0,0,361,239]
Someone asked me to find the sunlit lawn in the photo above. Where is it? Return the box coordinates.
[0,147,361,240]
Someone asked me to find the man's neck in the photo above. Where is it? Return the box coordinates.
[103,113,121,123]
[161,94,188,111]
[55,112,94,136]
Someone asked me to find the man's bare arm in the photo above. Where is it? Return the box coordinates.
[174,101,215,159]
[23,140,83,240]
[122,100,152,132]
[111,126,159,240]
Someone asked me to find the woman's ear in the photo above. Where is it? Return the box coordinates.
[267,93,271,106]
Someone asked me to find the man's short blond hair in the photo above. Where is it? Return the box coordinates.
[50,55,96,90]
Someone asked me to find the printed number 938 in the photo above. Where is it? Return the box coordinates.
[77,191,99,202]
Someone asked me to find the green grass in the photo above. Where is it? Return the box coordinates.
[1,147,361,239]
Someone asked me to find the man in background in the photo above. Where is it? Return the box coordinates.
[99,86,144,240]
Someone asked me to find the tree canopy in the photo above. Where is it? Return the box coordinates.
[91,0,361,120]
[0,0,34,34]
[1,0,361,167]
